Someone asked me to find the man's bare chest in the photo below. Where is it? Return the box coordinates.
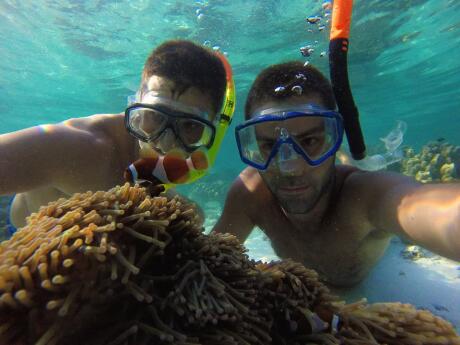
[257,213,390,286]
[264,218,362,262]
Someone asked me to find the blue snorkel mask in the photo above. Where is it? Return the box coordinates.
[235,104,344,171]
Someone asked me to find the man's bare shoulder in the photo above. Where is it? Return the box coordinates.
[238,166,261,189]
[235,167,268,195]
[63,112,137,167]
[212,168,263,237]
[335,163,360,179]
[338,164,416,193]
[61,113,124,138]
[229,167,273,211]
[0,113,131,197]
[336,164,389,200]
[48,113,134,179]
[336,164,419,226]
[1,114,124,158]
[57,113,135,158]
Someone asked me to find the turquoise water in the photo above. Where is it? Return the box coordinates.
[1,0,460,329]
[2,0,459,192]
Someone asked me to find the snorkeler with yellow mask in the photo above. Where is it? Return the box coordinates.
[124,52,235,189]
[0,40,234,235]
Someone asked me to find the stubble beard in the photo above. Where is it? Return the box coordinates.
[261,167,335,215]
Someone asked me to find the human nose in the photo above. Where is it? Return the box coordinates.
[278,157,306,176]
[276,143,306,175]
[155,128,182,152]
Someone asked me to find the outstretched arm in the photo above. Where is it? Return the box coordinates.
[0,120,108,195]
[395,182,459,260]
[355,171,460,261]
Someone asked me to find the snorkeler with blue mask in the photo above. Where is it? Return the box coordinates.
[213,0,460,289]
[235,103,344,215]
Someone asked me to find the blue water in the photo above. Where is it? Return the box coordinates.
[1,0,459,329]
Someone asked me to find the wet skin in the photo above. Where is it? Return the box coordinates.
[224,164,392,287]
[213,95,392,287]
[1,76,214,228]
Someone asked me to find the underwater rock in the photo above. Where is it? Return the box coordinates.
[401,245,428,261]
[0,184,459,345]
[440,162,456,181]
[398,139,459,182]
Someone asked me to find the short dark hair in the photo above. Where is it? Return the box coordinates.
[142,40,226,114]
[245,61,336,119]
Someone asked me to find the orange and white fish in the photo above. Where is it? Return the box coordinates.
[124,150,208,185]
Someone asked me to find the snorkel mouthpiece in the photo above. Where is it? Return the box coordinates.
[124,150,209,185]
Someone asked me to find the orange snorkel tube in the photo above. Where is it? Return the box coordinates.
[329,0,366,160]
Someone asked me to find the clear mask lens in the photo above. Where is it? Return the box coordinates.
[126,106,215,149]
[128,107,168,141]
[237,114,341,169]
[276,141,302,173]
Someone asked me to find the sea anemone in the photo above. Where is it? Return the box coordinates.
[1,184,459,345]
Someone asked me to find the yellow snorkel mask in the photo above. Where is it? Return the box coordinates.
[124,52,236,191]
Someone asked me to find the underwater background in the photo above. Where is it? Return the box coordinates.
[0,0,459,329]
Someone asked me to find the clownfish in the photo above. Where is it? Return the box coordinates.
[124,150,208,185]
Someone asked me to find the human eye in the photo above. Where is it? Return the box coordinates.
[301,136,320,147]
[259,140,275,152]
[300,135,326,155]
[181,120,198,131]
[178,119,205,143]
[136,110,154,130]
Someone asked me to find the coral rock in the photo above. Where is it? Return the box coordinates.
[399,140,459,182]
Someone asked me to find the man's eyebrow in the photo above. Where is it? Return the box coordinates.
[294,125,325,137]
[256,125,325,141]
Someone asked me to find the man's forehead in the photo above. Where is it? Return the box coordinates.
[251,94,327,117]
[255,117,325,138]
[142,75,215,117]
[145,75,170,90]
